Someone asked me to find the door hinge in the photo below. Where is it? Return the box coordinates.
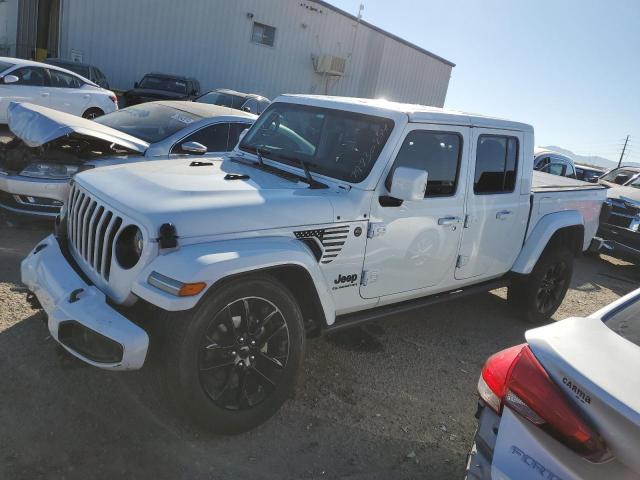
[456,255,469,268]
[367,223,386,238]
[360,269,379,286]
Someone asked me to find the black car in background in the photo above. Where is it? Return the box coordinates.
[123,73,200,107]
[575,163,605,183]
[196,88,270,114]
[43,58,110,89]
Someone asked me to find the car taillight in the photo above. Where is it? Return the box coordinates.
[109,95,118,107]
[478,344,608,461]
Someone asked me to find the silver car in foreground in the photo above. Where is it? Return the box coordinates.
[0,101,256,216]
[466,288,640,479]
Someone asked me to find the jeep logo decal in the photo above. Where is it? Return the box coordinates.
[335,274,358,285]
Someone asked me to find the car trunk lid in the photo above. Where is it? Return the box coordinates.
[526,316,640,472]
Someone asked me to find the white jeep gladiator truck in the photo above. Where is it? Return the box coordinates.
[21,95,605,433]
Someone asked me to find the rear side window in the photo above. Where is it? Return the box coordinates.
[604,298,640,347]
[474,135,518,194]
[48,69,82,88]
[386,130,462,197]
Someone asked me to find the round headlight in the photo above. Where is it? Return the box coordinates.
[115,225,143,269]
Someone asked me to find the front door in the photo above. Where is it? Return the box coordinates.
[455,129,529,280]
[0,66,50,123]
[360,125,470,299]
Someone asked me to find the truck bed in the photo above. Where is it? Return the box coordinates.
[528,171,607,251]
[531,170,605,192]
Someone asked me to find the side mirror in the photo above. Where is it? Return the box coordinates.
[3,74,19,85]
[588,177,598,183]
[389,167,428,201]
[134,81,139,88]
[238,128,249,143]
[180,141,207,155]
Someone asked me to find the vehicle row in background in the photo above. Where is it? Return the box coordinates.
[0,57,117,123]
[123,72,201,106]
[591,166,640,262]
[466,288,640,480]
[0,101,255,217]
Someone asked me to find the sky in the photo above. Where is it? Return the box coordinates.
[329,0,640,165]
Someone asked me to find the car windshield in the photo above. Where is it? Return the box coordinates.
[239,102,394,183]
[630,177,640,189]
[601,168,639,185]
[0,61,15,73]
[197,92,246,109]
[94,103,201,143]
[604,296,640,347]
[139,75,188,94]
[49,61,90,78]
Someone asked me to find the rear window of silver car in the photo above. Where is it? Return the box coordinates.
[604,297,640,347]
[95,103,202,143]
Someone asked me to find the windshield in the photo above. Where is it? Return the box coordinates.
[139,75,188,94]
[95,103,201,143]
[604,296,640,347]
[197,92,246,109]
[0,61,15,73]
[601,168,639,185]
[239,103,394,183]
[630,177,640,189]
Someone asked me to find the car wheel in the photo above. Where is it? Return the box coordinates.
[163,274,305,434]
[82,107,104,120]
[508,247,573,324]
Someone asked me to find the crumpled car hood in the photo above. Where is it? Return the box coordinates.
[8,102,149,153]
[74,157,337,239]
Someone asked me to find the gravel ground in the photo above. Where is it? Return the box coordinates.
[0,211,638,480]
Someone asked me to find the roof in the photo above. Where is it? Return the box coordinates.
[278,94,533,132]
[533,147,572,159]
[212,88,269,101]
[575,164,605,172]
[146,100,257,120]
[144,72,198,81]
[313,1,455,67]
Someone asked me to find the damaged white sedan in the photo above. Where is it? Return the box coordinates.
[0,101,255,216]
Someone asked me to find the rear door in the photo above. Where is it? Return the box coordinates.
[46,68,90,115]
[360,124,469,299]
[455,129,529,280]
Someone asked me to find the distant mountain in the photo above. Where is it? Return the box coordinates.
[540,145,639,170]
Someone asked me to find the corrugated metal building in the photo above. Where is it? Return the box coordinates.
[6,0,455,106]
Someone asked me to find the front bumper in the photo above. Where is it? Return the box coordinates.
[21,234,149,370]
[594,224,640,261]
[0,172,68,217]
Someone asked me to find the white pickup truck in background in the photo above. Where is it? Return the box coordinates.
[21,95,606,433]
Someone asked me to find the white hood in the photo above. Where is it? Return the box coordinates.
[74,157,337,239]
[8,102,149,153]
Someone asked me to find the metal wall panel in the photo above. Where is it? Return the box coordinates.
[59,0,452,106]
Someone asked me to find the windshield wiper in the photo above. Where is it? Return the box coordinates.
[273,153,328,189]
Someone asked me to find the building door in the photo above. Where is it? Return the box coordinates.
[16,0,59,60]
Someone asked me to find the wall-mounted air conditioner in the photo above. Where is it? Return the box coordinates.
[314,55,347,76]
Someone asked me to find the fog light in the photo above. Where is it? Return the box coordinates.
[58,321,123,363]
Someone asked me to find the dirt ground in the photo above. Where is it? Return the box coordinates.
[0,211,638,480]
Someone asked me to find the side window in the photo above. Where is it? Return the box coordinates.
[228,123,250,150]
[541,163,565,176]
[474,135,518,194]
[535,156,550,170]
[48,69,82,88]
[243,99,258,114]
[386,130,462,197]
[173,123,230,153]
[11,67,46,86]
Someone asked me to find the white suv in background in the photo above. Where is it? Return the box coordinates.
[0,57,118,122]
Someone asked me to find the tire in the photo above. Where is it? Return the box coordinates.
[82,107,104,119]
[163,274,305,434]
[508,247,574,324]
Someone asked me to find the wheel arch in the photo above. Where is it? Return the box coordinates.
[511,210,584,274]
[132,236,336,326]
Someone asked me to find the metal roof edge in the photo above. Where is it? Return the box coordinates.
[312,0,456,67]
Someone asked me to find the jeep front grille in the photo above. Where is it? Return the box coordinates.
[67,184,123,281]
